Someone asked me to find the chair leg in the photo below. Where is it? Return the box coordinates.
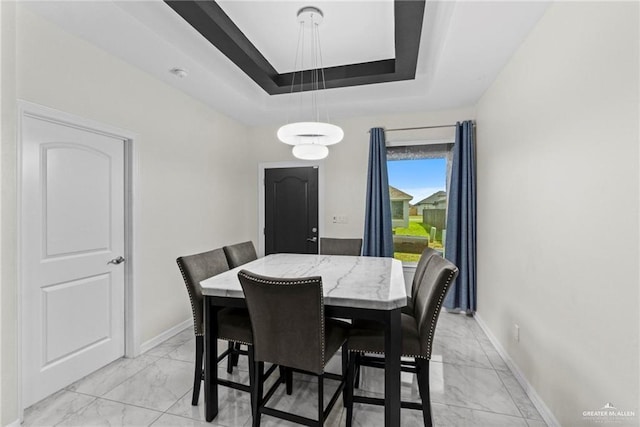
[248,346,255,418]
[286,368,293,395]
[416,358,433,427]
[232,342,241,367]
[226,341,235,374]
[252,361,264,427]
[277,366,293,395]
[345,351,356,427]
[341,343,348,406]
[354,353,361,389]
[317,374,324,426]
[192,335,203,406]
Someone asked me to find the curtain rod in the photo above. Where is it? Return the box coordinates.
[367,124,456,133]
[386,125,457,132]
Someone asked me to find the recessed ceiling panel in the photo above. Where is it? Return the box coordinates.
[217,1,396,73]
[164,0,425,94]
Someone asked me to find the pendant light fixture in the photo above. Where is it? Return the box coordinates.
[277,6,343,160]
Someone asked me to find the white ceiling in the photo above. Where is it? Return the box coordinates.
[23,1,551,126]
[218,1,396,73]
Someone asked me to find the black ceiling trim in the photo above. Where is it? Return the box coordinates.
[165,0,425,95]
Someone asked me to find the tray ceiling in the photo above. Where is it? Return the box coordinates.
[21,1,551,126]
[165,0,425,94]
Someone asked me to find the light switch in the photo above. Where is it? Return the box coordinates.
[333,215,348,224]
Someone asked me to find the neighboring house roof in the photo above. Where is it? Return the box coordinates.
[389,186,413,201]
[415,190,447,205]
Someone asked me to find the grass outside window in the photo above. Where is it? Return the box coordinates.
[393,216,444,261]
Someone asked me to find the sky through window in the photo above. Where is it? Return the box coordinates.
[387,158,446,204]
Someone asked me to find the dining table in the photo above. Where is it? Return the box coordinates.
[199,253,407,426]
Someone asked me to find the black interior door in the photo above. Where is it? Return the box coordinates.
[265,167,319,255]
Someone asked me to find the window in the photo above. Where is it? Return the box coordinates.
[391,201,404,220]
[387,143,452,262]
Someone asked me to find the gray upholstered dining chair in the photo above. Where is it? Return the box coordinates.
[176,248,253,405]
[403,247,440,316]
[319,237,363,256]
[351,246,441,388]
[346,255,459,427]
[223,241,258,268]
[238,269,350,427]
[222,241,258,368]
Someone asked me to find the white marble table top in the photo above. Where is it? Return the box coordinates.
[200,253,407,310]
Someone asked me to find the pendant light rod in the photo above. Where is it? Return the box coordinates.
[278,5,344,160]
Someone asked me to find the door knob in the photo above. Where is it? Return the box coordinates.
[107,256,125,265]
[307,237,318,243]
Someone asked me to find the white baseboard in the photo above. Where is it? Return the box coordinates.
[139,318,192,355]
[474,313,561,427]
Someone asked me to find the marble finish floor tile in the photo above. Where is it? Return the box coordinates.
[166,382,251,426]
[56,398,162,426]
[141,329,196,358]
[466,315,492,338]
[527,419,550,427]
[66,355,159,397]
[24,320,547,427]
[103,358,193,412]
[164,328,196,346]
[478,338,511,372]
[497,370,544,420]
[436,312,479,341]
[343,403,431,427]
[430,361,522,417]
[344,401,531,427]
[466,320,511,372]
[164,340,196,363]
[144,341,184,358]
[151,413,213,426]
[23,390,95,427]
[433,402,530,427]
[432,333,494,369]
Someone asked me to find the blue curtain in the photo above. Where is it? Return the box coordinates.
[444,121,477,312]
[363,128,394,257]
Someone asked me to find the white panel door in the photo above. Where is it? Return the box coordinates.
[21,112,126,407]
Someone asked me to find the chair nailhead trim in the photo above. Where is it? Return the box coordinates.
[219,337,252,346]
[425,268,459,358]
[238,271,319,286]
[177,259,201,336]
[348,349,427,360]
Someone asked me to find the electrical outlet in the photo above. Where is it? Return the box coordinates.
[514,324,520,342]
